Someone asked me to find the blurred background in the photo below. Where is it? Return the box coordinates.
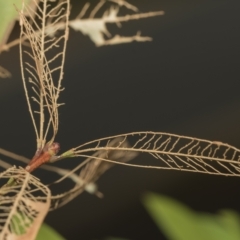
[1,0,240,239]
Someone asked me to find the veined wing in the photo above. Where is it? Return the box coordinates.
[59,132,240,177]
[0,167,51,239]
[19,0,69,151]
[46,132,240,210]
[49,137,138,209]
[0,139,138,210]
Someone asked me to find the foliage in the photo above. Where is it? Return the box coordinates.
[36,223,65,240]
[0,0,33,47]
[143,193,240,240]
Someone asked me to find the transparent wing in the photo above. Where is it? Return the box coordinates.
[49,137,138,210]
[0,167,50,239]
[48,131,240,209]
[0,66,11,78]
[64,132,240,177]
[19,0,69,150]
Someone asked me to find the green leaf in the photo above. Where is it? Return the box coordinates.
[143,193,240,240]
[0,0,32,47]
[36,223,66,240]
[216,210,240,239]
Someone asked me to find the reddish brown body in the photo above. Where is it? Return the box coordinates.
[25,142,60,173]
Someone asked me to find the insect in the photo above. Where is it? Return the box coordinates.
[25,142,60,172]
[10,0,240,197]
[1,1,240,236]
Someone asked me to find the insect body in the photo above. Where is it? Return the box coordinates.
[25,142,60,173]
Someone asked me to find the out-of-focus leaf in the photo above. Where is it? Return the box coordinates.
[143,193,240,240]
[0,0,34,47]
[36,223,65,240]
[0,0,21,47]
[216,210,240,239]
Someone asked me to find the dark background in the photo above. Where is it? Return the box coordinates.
[1,0,240,239]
